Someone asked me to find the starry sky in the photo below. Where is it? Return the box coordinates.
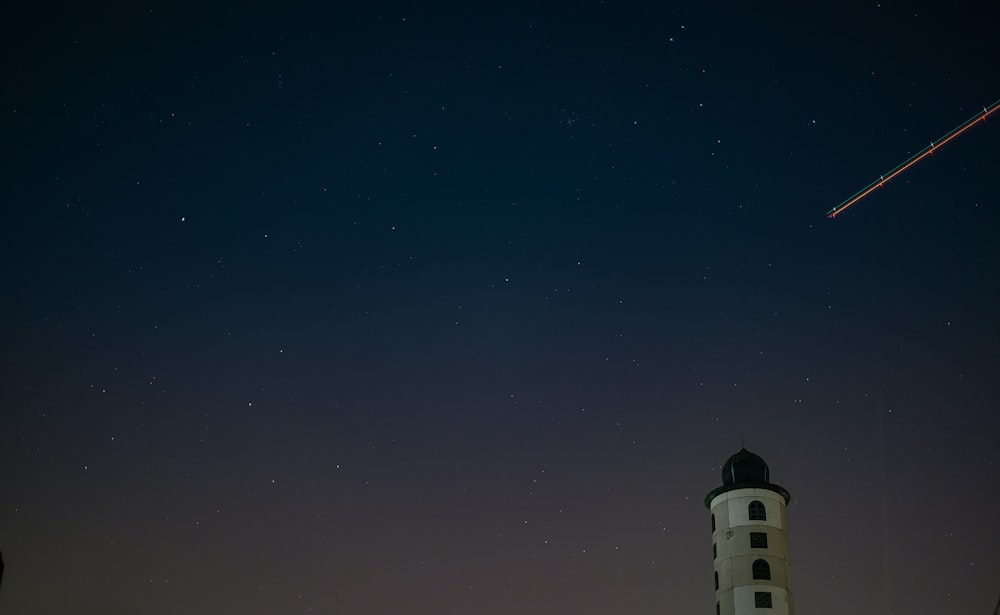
[2,2,999,614]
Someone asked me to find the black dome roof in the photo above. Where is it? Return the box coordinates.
[704,447,790,508]
[722,448,770,485]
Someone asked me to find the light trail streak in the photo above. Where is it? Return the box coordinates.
[828,99,1000,219]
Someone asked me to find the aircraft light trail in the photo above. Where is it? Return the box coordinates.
[828,99,1000,219]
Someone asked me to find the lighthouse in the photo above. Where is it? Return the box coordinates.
[706,448,794,614]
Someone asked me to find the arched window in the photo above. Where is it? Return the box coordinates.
[752,559,771,580]
[711,513,716,532]
[748,500,766,521]
[713,543,717,559]
[714,571,719,590]
[716,601,720,615]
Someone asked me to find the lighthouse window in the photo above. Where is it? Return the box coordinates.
[714,571,719,589]
[716,601,721,615]
[754,591,773,608]
[711,513,716,532]
[748,500,766,521]
[713,542,717,559]
[752,559,771,580]
[750,532,768,548]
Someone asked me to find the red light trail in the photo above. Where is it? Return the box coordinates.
[828,99,1000,219]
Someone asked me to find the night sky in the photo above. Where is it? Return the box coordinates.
[2,2,999,614]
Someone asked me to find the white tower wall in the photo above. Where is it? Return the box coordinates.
[706,450,794,615]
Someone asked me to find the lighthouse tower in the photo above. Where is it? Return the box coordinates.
[705,448,794,615]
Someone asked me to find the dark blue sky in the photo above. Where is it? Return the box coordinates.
[3,2,999,613]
